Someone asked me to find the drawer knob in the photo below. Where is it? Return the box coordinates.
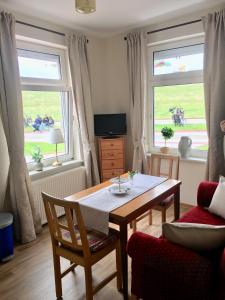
[111,162,114,166]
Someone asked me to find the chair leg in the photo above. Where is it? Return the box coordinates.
[53,254,62,299]
[149,209,152,225]
[84,266,93,300]
[116,243,123,291]
[132,220,137,233]
[162,209,166,223]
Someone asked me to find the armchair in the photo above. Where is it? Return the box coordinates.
[127,181,225,300]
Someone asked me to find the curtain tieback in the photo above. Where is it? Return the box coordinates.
[134,141,142,149]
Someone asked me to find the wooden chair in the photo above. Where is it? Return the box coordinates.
[132,153,180,232]
[42,192,122,300]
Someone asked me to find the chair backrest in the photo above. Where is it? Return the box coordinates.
[149,153,180,180]
[42,192,90,256]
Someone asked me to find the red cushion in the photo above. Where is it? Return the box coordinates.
[178,206,225,226]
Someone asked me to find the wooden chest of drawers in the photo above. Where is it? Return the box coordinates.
[98,137,125,182]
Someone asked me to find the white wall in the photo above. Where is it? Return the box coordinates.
[92,35,133,170]
[179,160,206,205]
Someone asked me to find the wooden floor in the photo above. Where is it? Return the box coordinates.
[0,204,191,300]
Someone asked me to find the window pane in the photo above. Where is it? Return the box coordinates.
[154,44,203,75]
[23,91,67,163]
[153,83,208,150]
[18,49,61,80]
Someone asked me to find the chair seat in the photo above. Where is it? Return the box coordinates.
[63,226,119,252]
[155,195,174,207]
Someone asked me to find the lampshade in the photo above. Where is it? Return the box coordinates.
[48,128,64,144]
[75,0,96,14]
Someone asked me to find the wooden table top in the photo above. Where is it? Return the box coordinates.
[65,177,181,224]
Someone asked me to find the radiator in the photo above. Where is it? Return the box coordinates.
[32,167,87,224]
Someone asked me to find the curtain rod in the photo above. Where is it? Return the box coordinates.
[16,20,65,36]
[16,20,89,42]
[124,18,202,40]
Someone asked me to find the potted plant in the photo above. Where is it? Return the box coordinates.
[32,146,43,171]
[160,126,174,154]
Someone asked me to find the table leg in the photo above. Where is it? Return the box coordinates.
[120,222,128,300]
[174,186,180,220]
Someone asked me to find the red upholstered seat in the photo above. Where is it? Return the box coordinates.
[178,206,225,226]
[127,181,225,300]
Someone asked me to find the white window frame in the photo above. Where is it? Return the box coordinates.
[16,39,74,168]
[147,35,207,159]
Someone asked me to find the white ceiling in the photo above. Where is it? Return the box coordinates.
[0,0,225,36]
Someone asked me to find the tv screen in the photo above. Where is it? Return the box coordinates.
[94,113,127,136]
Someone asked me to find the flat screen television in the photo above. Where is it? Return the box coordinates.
[94,113,127,136]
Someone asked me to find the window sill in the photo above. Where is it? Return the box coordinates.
[180,157,206,164]
[146,152,206,164]
[30,160,84,181]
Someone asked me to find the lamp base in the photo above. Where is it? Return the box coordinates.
[52,160,62,167]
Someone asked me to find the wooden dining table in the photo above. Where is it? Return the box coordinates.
[65,177,181,300]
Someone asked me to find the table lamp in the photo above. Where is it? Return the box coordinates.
[48,128,64,167]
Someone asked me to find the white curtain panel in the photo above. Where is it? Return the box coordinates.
[202,10,225,181]
[67,33,100,187]
[126,31,147,173]
[0,12,42,243]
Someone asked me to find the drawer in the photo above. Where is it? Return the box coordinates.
[102,159,124,170]
[101,149,123,159]
[102,169,124,179]
[100,139,123,150]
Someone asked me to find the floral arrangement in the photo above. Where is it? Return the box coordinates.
[128,170,137,178]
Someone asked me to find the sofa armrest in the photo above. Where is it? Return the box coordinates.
[127,232,213,299]
[197,181,218,207]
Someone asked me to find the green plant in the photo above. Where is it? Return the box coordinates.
[31,146,43,163]
[161,126,174,147]
[128,170,137,178]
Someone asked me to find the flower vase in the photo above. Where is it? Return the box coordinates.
[178,136,192,159]
[128,175,134,185]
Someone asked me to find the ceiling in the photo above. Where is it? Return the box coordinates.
[0,0,225,36]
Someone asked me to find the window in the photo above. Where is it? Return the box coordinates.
[148,37,207,158]
[17,40,73,165]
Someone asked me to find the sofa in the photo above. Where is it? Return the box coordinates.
[127,181,225,300]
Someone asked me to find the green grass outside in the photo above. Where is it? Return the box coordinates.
[154,123,206,131]
[23,91,62,121]
[154,83,205,119]
[25,142,65,157]
[23,91,65,157]
[195,145,208,150]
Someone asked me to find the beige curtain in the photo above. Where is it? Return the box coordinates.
[202,10,225,181]
[0,12,42,243]
[67,33,100,187]
[126,31,147,173]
